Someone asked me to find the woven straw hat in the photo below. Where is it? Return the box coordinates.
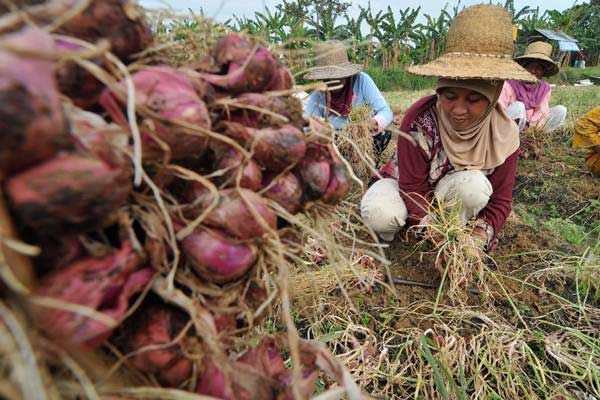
[514,41,559,77]
[408,4,537,82]
[304,40,363,80]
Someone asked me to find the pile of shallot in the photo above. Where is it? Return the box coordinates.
[0,1,358,399]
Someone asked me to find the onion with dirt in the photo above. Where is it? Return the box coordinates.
[212,143,263,191]
[193,188,277,240]
[219,121,306,172]
[125,303,193,387]
[321,145,351,204]
[0,27,69,175]
[55,39,107,110]
[100,66,212,160]
[56,0,153,62]
[67,105,130,167]
[6,152,131,234]
[33,241,153,349]
[200,34,279,93]
[298,143,332,200]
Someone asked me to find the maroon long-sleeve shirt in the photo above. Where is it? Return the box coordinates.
[381,96,518,250]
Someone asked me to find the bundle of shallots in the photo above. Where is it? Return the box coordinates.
[0,11,363,399]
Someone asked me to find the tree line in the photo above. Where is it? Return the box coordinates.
[229,0,600,68]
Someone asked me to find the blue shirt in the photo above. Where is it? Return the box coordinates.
[303,72,393,131]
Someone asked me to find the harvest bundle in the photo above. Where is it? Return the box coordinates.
[0,3,367,399]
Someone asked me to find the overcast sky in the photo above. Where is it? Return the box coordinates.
[140,0,579,23]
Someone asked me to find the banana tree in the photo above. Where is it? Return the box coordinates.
[381,6,420,68]
[254,8,289,42]
[339,12,366,62]
[502,0,532,23]
[360,3,386,68]
[518,7,550,34]
[232,15,264,36]
[421,7,452,62]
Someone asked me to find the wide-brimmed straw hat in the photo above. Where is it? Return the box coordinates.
[304,40,363,80]
[408,4,537,82]
[514,41,559,77]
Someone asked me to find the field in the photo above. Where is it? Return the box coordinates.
[1,3,598,398]
[286,86,600,399]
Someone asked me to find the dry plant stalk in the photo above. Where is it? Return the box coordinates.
[335,105,377,184]
[421,198,490,306]
[520,125,547,160]
[288,252,384,307]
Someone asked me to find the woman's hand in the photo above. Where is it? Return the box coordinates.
[368,118,380,134]
[433,226,488,274]
[470,226,488,246]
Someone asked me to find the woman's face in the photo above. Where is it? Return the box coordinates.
[438,87,490,130]
[524,60,545,79]
[325,78,348,93]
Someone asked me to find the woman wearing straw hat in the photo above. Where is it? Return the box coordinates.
[360,4,537,264]
[303,40,394,157]
[499,41,567,134]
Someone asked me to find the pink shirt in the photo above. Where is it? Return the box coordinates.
[498,81,551,128]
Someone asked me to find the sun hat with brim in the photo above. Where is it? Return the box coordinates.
[514,41,559,77]
[408,4,537,83]
[304,40,364,80]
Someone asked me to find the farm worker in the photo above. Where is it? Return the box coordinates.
[361,4,537,257]
[499,41,567,133]
[303,40,394,159]
[572,106,600,177]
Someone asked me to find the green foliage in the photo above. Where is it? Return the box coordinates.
[544,218,587,245]
[365,67,436,91]
[547,66,600,85]
[225,0,599,69]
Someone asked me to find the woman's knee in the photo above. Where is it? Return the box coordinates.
[360,178,407,241]
[435,170,492,211]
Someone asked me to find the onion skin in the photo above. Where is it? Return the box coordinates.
[262,172,304,215]
[0,27,69,175]
[33,242,153,349]
[201,35,278,93]
[212,144,262,191]
[198,188,277,240]
[182,228,258,284]
[6,153,131,234]
[220,121,306,172]
[298,143,332,200]
[100,66,211,160]
[127,304,193,387]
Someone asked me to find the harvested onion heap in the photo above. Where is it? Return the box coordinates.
[0,2,357,398]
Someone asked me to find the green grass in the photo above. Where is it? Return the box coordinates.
[548,66,600,85]
[381,88,434,112]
